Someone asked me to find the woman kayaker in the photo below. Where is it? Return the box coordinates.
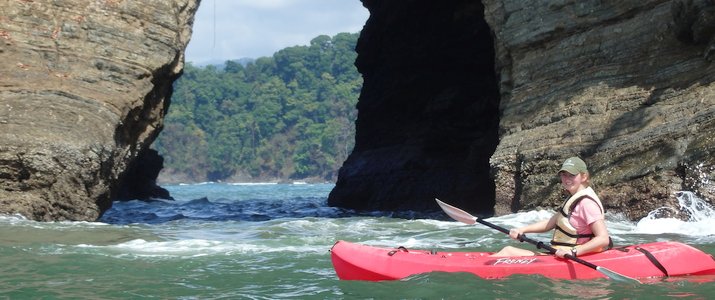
[491,156,612,258]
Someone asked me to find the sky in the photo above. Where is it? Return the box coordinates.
[185,0,370,65]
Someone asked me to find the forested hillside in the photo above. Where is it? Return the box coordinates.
[155,33,361,183]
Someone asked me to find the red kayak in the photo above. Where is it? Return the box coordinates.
[331,240,715,281]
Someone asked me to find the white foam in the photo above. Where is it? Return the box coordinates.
[633,191,715,236]
[227,182,279,186]
[178,181,216,186]
[484,209,555,228]
[0,214,29,222]
[76,238,323,258]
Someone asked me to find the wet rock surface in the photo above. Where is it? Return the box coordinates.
[0,0,199,221]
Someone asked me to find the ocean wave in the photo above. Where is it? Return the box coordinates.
[228,182,279,186]
[76,238,325,258]
[633,191,715,236]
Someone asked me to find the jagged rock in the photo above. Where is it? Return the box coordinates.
[0,0,199,221]
[328,0,500,214]
[330,0,715,220]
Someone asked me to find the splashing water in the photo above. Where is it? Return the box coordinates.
[634,191,715,236]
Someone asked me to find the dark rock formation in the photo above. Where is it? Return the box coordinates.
[117,148,173,201]
[330,0,715,220]
[0,0,199,221]
[328,0,500,215]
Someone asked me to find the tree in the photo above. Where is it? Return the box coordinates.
[155,32,362,182]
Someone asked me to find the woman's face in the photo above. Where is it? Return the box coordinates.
[559,171,587,195]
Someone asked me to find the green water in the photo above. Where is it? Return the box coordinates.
[1,184,714,299]
[1,218,713,299]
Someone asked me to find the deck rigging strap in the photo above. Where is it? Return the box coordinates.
[387,246,438,256]
[388,246,409,256]
[635,246,669,277]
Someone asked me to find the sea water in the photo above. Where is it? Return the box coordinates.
[1,183,714,299]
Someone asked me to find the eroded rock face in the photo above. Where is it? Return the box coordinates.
[485,0,715,219]
[330,0,715,220]
[0,0,199,221]
[328,0,500,214]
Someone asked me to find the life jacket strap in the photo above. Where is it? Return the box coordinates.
[551,237,614,250]
[554,225,596,239]
[550,240,578,247]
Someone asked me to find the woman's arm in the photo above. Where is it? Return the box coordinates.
[509,213,558,239]
[574,219,610,255]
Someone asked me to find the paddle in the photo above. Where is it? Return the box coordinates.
[435,198,641,284]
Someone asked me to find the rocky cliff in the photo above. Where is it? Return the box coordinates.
[487,0,715,219]
[329,0,715,220]
[328,0,500,215]
[0,0,198,221]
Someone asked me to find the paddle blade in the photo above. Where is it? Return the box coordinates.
[596,266,642,284]
[435,198,477,225]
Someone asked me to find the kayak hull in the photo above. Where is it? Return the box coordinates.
[331,240,715,281]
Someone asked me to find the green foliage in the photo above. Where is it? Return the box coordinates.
[154,33,361,182]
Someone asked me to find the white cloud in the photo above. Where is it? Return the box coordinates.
[185,0,369,65]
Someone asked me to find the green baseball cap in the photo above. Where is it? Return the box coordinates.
[559,157,588,175]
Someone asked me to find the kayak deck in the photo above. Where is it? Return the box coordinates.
[331,240,715,281]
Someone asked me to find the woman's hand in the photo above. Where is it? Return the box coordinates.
[554,248,571,258]
[508,228,523,240]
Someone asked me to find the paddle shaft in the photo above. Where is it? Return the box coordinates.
[474,218,602,270]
